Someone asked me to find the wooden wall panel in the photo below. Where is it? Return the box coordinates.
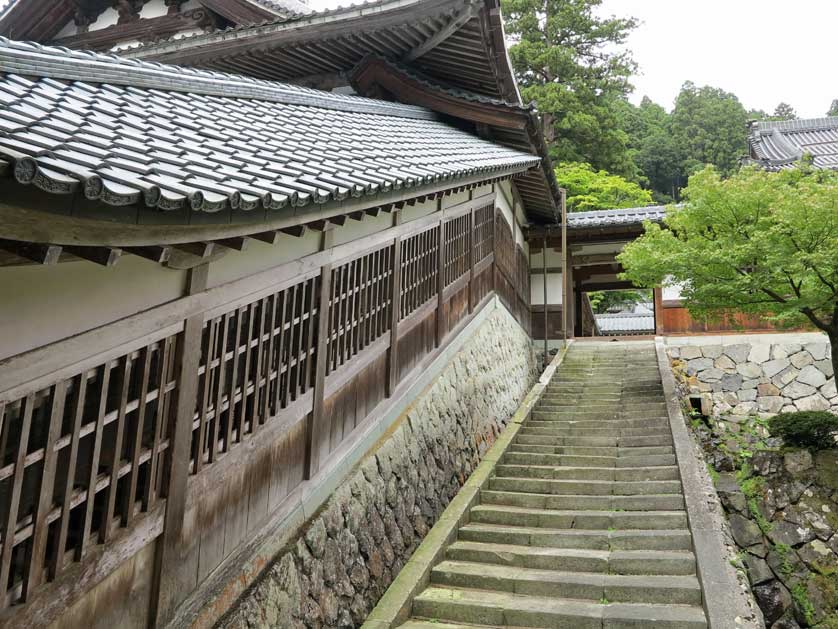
[0,190,532,627]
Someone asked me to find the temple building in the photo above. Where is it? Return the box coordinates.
[0,1,557,627]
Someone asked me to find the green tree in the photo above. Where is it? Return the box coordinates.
[619,165,838,377]
[555,162,653,212]
[588,289,651,314]
[502,0,640,178]
[772,102,797,120]
[669,82,749,175]
[828,100,838,117]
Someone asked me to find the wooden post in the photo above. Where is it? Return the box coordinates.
[560,189,570,344]
[305,229,334,479]
[468,206,475,313]
[149,263,208,627]
[542,235,548,366]
[386,212,402,396]
[435,211,445,347]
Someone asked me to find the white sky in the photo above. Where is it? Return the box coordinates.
[1,0,833,117]
[597,0,837,117]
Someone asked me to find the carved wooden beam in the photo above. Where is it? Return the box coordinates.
[64,245,122,267]
[51,8,217,51]
[215,237,250,251]
[173,242,215,258]
[0,239,62,265]
[125,245,172,264]
[403,4,477,62]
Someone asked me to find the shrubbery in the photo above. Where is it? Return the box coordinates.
[769,411,838,451]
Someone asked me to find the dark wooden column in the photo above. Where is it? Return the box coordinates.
[386,212,402,396]
[467,206,475,313]
[435,210,445,346]
[306,229,334,479]
[149,263,208,627]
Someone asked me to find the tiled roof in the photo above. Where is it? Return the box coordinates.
[595,312,655,334]
[567,206,667,229]
[250,0,311,14]
[747,117,838,171]
[0,38,539,214]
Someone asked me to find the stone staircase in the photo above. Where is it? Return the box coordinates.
[393,342,708,628]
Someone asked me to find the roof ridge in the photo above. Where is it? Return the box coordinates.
[123,0,470,60]
[0,37,438,120]
[752,116,838,134]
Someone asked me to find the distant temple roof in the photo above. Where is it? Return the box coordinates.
[594,312,654,335]
[0,38,538,215]
[568,206,667,230]
[747,116,838,171]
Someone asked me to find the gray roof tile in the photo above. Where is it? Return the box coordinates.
[0,38,539,214]
[567,206,667,229]
[747,117,838,171]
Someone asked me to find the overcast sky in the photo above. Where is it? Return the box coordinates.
[597,0,836,117]
[1,0,833,117]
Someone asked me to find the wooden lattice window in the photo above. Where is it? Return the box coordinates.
[473,204,494,264]
[327,247,393,374]
[443,213,470,287]
[193,277,319,473]
[0,335,177,607]
[399,226,439,320]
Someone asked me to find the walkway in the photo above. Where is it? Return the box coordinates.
[374,341,709,628]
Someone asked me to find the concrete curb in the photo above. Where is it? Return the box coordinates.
[655,337,765,629]
[362,341,572,628]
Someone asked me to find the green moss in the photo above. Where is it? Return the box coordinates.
[706,463,720,484]
[791,581,816,626]
[774,543,794,577]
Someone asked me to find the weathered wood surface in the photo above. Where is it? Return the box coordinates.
[0,190,531,627]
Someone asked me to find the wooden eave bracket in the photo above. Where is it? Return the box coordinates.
[349,55,529,131]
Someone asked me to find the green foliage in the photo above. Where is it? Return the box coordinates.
[737,467,773,533]
[587,289,650,314]
[669,82,749,176]
[829,100,838,117]
[769,412,838,451]
[554,162,653,212]
[792,581,817,625]
[619,165,838,375]
[502,0,640,178]
[771,102,797,121]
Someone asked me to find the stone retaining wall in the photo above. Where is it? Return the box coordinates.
[217,306,538,629]
[666,335,836,417]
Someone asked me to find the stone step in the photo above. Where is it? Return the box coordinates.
[494,464,681,482]
[510,441,674,458]
[515,435,673,449]
[469,504,689,530]
[480,489,685,511]
[412,586,706,628]
[430,561,702,605]
[502,451,677,468]
[513,426,673,438]
[507,434,673,447]
[489,476,682,496]
[458,523,694,551]
[445,541,697,575]
[523,419,670,430]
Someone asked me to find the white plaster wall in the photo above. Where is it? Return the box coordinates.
[400,198,437,223]
[530,273,563,305]
[0,257,186,361]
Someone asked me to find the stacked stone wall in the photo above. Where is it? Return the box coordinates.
[217,306,537,629]
[668,337,836,417]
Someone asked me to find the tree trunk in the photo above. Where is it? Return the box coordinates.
[829,329,838,388]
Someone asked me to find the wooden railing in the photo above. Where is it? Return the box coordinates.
[0,192,530,627]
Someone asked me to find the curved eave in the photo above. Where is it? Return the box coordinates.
[0,164,536,248]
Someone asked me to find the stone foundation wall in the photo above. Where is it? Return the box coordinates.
[217,306,538,629]
[667,335,836,418]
